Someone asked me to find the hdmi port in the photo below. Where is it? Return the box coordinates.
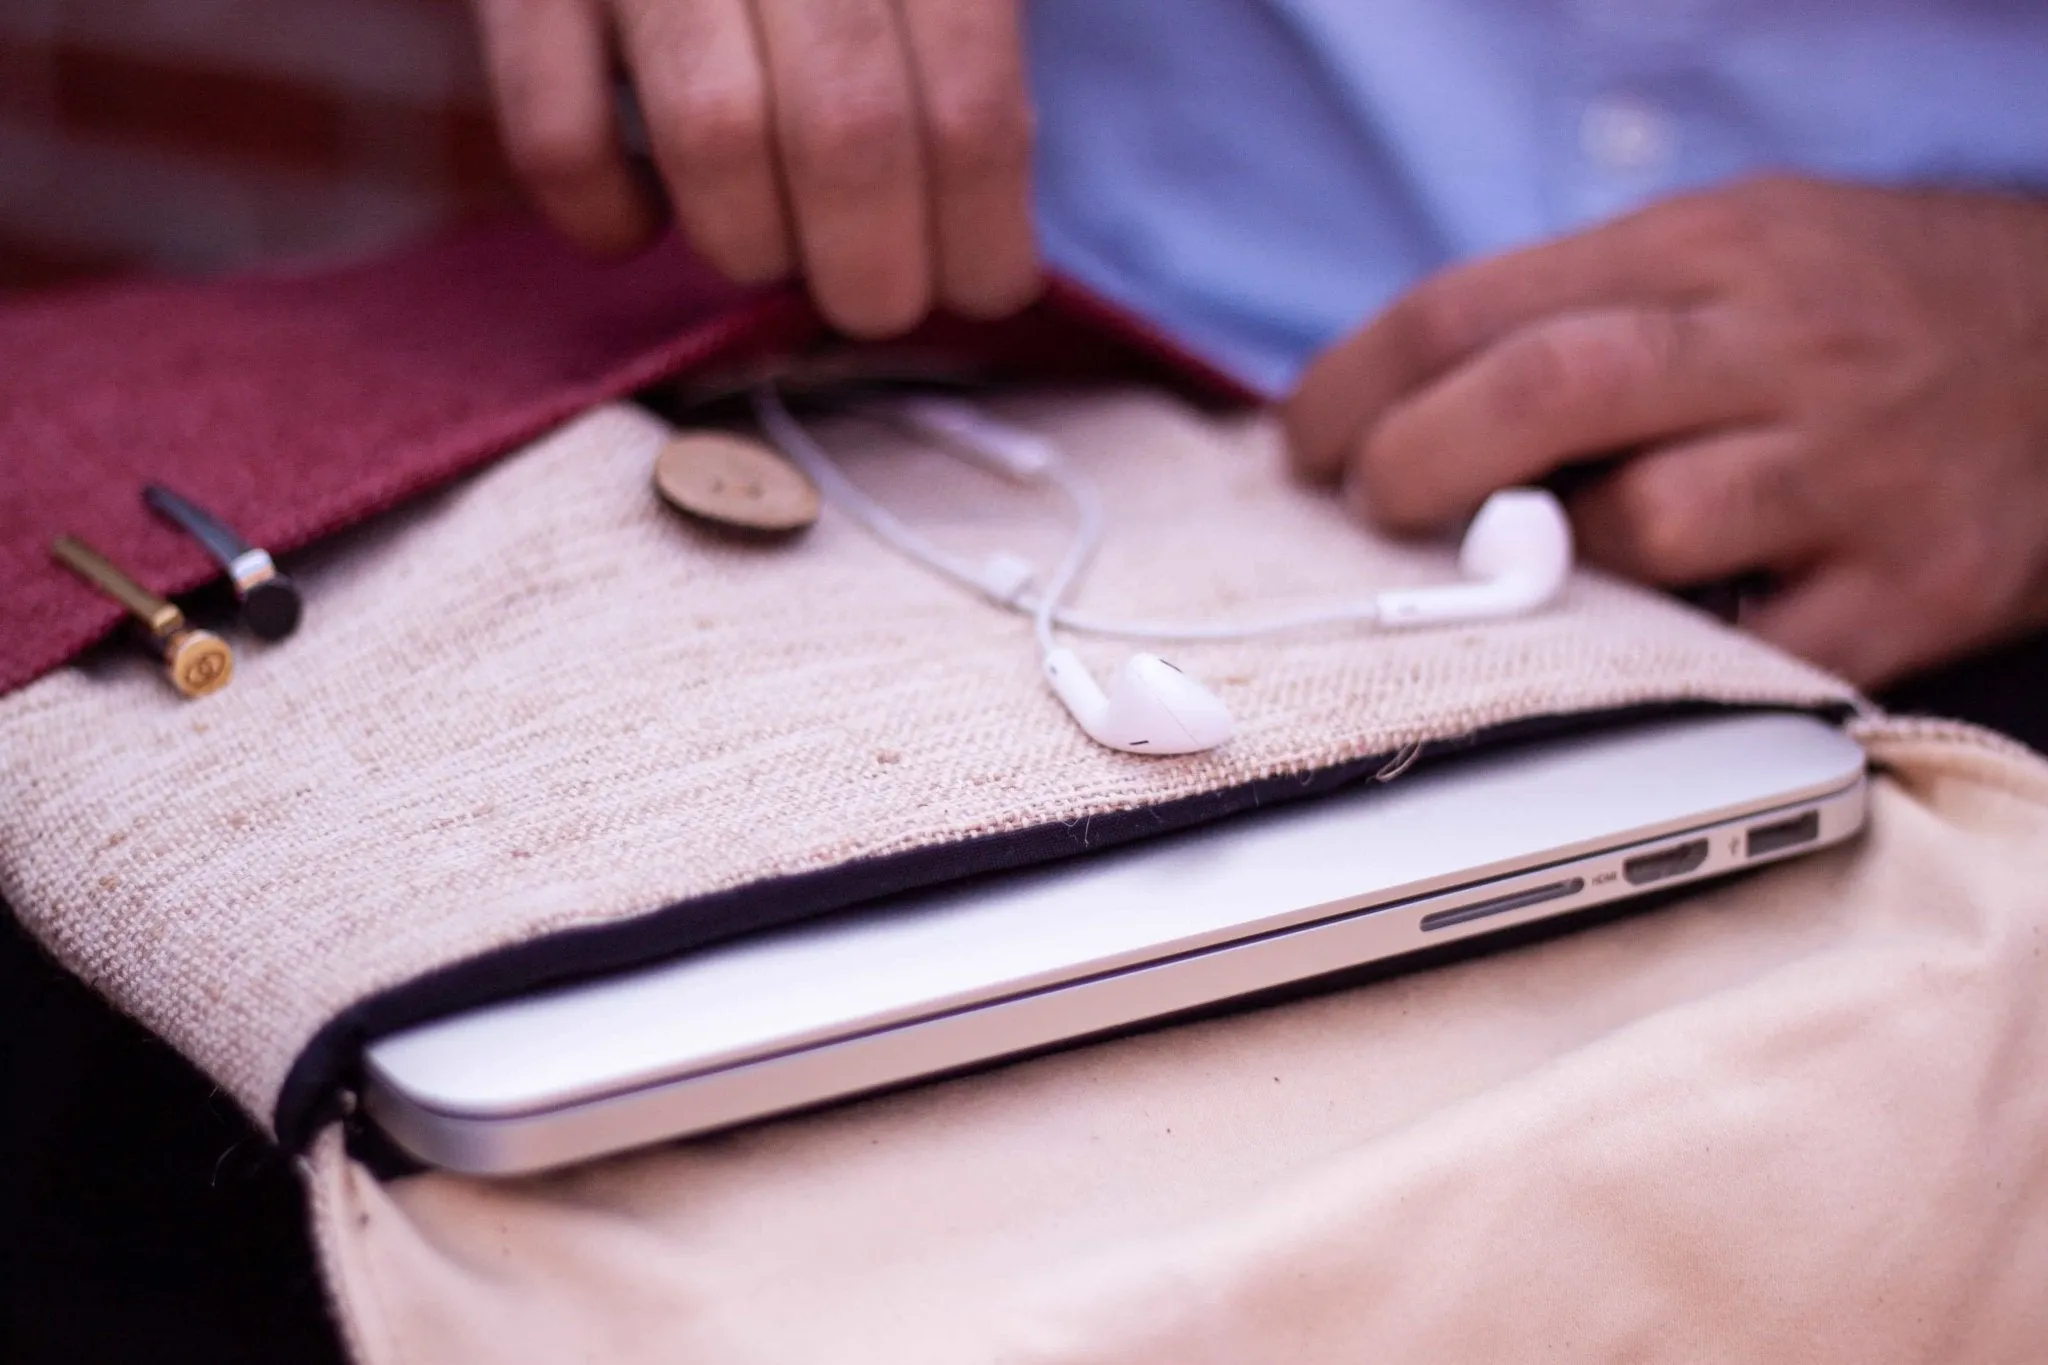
[1623,838,1709,887]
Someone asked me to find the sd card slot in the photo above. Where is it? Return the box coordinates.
[1421,877,1585,933]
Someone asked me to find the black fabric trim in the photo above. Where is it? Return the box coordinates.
[275,699,1851,1151]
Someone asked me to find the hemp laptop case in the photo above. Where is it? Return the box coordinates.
[8,220,2048,1365]
[12,395,2048,1365]
[0,225,1856,1149]
[1,380,1857,1149]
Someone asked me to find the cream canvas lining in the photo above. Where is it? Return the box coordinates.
[0,388,1852,1140]
[309,720,2048,1365]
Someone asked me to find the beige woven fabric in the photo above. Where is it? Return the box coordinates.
[306,720,2048,1365]
[0,389,1852,1129]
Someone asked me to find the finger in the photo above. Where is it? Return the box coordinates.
[1738,564,1905,687]
[473,0,659,254]
[1284,195,1733,482]
[756,0,932,337]
[1568,430,1825,587]
[614,0,793,283]
[894,0,1039,318]
[1345,304,1766,529]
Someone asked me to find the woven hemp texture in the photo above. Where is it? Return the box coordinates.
[0,390,1857,1131]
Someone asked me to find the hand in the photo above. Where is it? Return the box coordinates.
[469,0,1042,337]
[1284,177,2048,687]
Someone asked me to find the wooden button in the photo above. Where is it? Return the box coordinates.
[654,432,820,533]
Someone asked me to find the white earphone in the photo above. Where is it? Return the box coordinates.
[1040,649,1236,755]
[751,388,1573,758]
[1374,488,1575,627]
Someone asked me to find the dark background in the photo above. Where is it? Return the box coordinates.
[1,7,502,1359]
[0,0,515,300]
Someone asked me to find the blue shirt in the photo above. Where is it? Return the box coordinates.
[1026,0,2048,394]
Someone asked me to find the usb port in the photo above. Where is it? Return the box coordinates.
[1746,810,1820,859]
[1623,838,1709,887]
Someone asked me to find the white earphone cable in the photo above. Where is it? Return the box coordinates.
[1027,460,1105,657]
[754,386,1006,599]
[752,385,1388,646]
[1046,598,1384,641]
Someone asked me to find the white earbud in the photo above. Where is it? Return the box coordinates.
[1371,488,1573,627]
[751,387,1575,763]
[874,398,1239,756]
[1043,648,1234,755]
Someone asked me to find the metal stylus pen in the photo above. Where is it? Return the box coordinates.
[143,485,302,640]
[51,535,235,698]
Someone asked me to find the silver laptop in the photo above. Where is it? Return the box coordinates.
[365,710,1866,1175]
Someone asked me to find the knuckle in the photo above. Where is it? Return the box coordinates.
[1492,329,1593,420]
[1738,450,1815,533]
[940,260,1044,320]
[1394,284,1495,368]
[1918,534,2003,623]
[1604,462,1706,572]
[1656,175,1831,275]
[819,275,929,339]
[924,86,1033,185]
[506,115,610,191]
[1665,184,1756,240]
[1732,171,1817,213]
[1496,311,1688,423]
[1353,427,1439,529]
[1617,308,1693,381]
[1280,400,1337,477]
[1652,188,1771,266]
[789,90,915,189]
[662,86,769,178]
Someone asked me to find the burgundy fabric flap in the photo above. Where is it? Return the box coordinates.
[0,219,1254,699]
